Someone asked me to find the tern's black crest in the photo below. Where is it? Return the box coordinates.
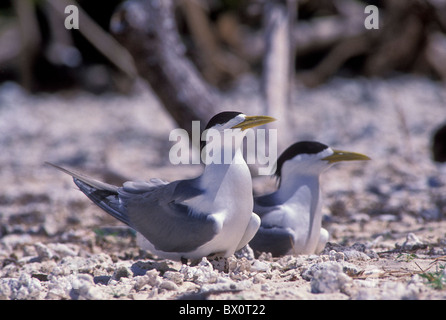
[275,141,329,178]
[204,111,243,130]
[201,111,243,151]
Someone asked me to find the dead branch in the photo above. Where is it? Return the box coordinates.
[298,34,371,87]
[13,0,41,91]
[261,0,296,149]
[111,0,220,139]
[426,32,446,81]
[47,0,137,79]
[180,0,248,86]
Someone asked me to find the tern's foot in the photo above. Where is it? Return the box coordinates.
[186,255,224,267]
[208,255,229,272]
[234,244,255,260]
[184,257,206,266]
[182,253,228,270]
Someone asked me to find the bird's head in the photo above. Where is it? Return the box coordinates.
[204,111,276,132]
[274,141,370,182]
[201,111,276,151]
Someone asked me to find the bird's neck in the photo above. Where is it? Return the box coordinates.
[274,173,321,204]
[200,148,251,197]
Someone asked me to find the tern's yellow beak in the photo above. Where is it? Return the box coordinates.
[231,115,276,130]
[322,149,371,164]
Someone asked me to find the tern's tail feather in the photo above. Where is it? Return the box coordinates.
[46,162,130,226]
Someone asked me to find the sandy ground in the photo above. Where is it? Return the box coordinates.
[0,75,446,300]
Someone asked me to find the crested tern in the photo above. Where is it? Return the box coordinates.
[249,141,370,256]
[48,111,275,262]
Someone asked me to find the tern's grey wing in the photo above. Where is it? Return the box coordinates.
[252,195,295,256]
[47,163,128,224]
[46,162,118,193]
[49,163,221,254]
[253,194,279,218]
[249,226,294,257]
[118,178,221,253]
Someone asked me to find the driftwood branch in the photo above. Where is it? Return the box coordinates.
[111,0,220,138]
[426,32,446,81]
[261,0,296,149]
[180,0,248,87]
[13,0,41,91]
[298,35,371,87]
[47,0,138,79]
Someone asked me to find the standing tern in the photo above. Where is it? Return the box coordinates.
[48,111,275,262]
[249,141,370,257]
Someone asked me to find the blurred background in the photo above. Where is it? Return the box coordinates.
[2,0,446,92]
[1,0,446,151]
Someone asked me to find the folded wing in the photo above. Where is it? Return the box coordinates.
[48,163,221,253]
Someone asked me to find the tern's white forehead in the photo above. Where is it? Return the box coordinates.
[280,147,334,177]
[291,147,333,162]
[227,113,246,128]
[213,113,246,130]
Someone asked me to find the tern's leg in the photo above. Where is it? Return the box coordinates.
[235,213,261,251]
[315,227,329,253]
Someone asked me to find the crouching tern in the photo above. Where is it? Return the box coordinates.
[48,112,275,262]
[249,141,370,257]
